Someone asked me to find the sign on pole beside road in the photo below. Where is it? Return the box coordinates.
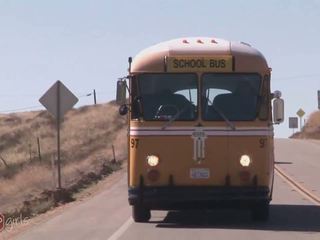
[39,81,78,189]
[289,117,298,129]
[39,81,78,120]
[296,108,305,118]
[296,108,305,132]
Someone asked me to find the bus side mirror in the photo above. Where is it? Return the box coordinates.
[119,104,129,115]
[272,90,284,124]
[116,80,127,105]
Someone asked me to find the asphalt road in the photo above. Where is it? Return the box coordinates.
[11,139,320,240]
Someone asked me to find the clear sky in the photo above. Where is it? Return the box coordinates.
[0,0,319,137]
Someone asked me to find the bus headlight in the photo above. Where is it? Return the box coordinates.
[146,155,159,167]
[240,155,251,167]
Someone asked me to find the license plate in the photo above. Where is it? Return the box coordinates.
[190,168,210,179]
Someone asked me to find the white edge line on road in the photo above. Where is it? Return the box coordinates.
[107,217,133,240]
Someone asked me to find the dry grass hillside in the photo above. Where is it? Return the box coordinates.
[291,110,320,139]
[0,101,127,216]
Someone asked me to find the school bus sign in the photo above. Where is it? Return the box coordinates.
[167,56,233,72]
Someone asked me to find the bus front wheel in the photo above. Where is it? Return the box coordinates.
[132,205,151,222]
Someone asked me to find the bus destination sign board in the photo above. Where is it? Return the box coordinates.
[167,56,233,72]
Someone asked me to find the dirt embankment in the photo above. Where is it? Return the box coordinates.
[291,110,320,139]
[0,101,127,219]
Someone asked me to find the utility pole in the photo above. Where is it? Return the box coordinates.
[318,90,320,110]
[93,89,97,105]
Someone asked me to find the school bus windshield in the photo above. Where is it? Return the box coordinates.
[132,73,198,121]
[202,73,261,121]
[132,73,262,121]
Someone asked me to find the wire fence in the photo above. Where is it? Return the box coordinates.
[0,90,113,113]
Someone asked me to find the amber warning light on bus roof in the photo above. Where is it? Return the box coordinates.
[167,56,233,72]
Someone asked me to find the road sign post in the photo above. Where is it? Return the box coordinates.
[40,81,78,189]
[296,108,305,132]
[56,82,61,189]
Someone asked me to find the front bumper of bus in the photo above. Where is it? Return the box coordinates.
[128,186,270,209]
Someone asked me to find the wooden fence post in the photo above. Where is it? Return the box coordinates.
[112,145,116,163]
[37,137,42,162]
[29,143,32,162]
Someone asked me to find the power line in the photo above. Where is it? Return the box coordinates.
[0,105,43,113]
[0,90,100,113]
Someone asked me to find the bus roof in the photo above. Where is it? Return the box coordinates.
[131,37,269,73]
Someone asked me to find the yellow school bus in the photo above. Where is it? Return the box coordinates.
[116,37,284,222]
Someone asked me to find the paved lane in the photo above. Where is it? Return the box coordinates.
[12,139,320,240]
[275,139,320,200]
[13,172,131,240]
[112,174,320,240]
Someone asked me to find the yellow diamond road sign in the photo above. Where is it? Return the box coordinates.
[39,81,78,120]
[296,108,305,117]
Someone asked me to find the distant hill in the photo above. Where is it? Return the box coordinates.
[291,110,320,139]
[0,102,127,214]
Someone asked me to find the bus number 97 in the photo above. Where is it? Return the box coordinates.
[131,138,139,149]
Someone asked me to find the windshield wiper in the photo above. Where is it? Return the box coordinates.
[204,95,235,130]
[211,103,236,131]
[161,103,192,130]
